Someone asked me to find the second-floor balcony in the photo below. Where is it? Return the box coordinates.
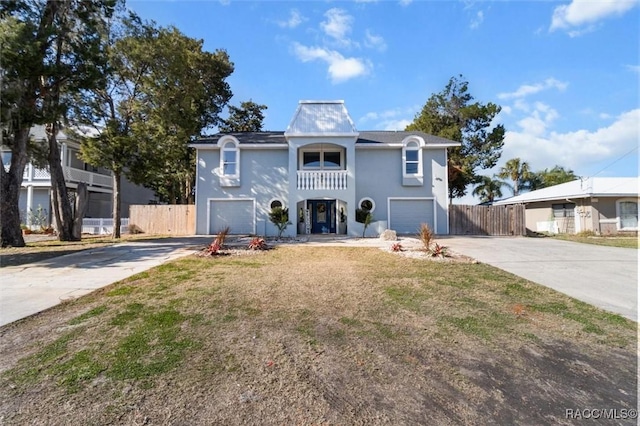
[17,163,113,189]
[297,170,347,190]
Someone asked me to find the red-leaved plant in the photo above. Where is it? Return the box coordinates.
[248,237,267,250]
[429,243,448,258]
[391,242,403,252]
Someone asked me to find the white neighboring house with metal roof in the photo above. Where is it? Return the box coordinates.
[493,177,639,235]
[190,100,460,237]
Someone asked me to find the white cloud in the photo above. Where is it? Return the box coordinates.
[470,11,484,29]
[382,119,412,131]
[321,8,354,47]
[514,102,558,136]
[497,78,568,100]
[550,0,639,33]
[358,106,418,130]
[502,108,639,172]
[292,43,371,83]
[364,29,387,51]
[399,0,413,6]
[626,64,640,74]
[277,9,305,29]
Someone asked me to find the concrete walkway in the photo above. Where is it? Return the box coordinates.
[441,236,638,322]
[0,237,211,327]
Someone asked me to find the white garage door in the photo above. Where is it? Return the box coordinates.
[209,200,254,235]
[389,199,434,234]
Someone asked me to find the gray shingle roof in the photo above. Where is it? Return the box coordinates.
[357,131,458,146]
[192,132,287,145]
[192,130,459,146]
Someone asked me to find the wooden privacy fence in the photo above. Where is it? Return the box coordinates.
[449,204,526,236]
[129,205,195,235]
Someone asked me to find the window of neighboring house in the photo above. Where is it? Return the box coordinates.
[69,149,84,169]
[552,203,575,218]
[618,200,638,230]
[301,148,343,170]
[403,140,421,176]
[221,141,239,176]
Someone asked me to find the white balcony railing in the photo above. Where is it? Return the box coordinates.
[82,218,129,235]
[64,167,112,187]
[15,164,113,189]
[297,170,347,190]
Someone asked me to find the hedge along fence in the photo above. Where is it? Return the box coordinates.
[129,205,195,235]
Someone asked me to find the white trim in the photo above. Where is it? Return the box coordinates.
[206,198,256,235]
[299,144,345,170]
[387,197,437,232]
[189,143,289,150]
[216,135,240,148]
[444,148,450,234]
[616,198,639,231]
[358,197,376,214]
[402,137,423,179]
[220,139,240,179]
[355,143,460,149]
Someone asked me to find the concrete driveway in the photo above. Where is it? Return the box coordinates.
[441,236,638,322]
[0,237,211,327]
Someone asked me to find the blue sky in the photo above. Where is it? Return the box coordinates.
[128,0,639,200]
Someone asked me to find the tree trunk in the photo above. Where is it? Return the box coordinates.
[72,182,88,240]
[112,171,121,239]
[0,128,30,247]
[48,126,77,241]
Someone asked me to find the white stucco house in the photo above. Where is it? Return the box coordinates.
[1,125,158,229]
[494,177,639,235]
[190,100,460,237]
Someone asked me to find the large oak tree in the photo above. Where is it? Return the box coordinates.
[1,0,118,246]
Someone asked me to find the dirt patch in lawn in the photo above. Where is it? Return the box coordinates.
[0,246,636,425]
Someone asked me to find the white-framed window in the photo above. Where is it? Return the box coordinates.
[221,140,239,177]
[402,139,422,177]
[300,146,344,170]
[358,197,376,214]
[552,203,575,218]
[617,199,638,230]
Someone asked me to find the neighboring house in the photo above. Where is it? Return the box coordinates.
[190,100,460,237]
[1,125,157,228]
[494,177,639,235]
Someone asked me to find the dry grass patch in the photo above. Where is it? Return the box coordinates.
[1,246,636,425]
[0,234,171,267]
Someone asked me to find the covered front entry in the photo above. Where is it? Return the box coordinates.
[307,199,336,234]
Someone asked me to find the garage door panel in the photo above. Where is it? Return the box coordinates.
[210,200,254,235]
[390,199,434,234]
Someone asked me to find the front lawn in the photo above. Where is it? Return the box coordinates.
[1,246,636,424]
[552,233,638,249]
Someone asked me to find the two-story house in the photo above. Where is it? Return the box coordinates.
[190,100,459,238]
[1,125,157,228]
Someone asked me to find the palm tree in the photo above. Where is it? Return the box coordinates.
[472,176,505,203]
[497,158,534,196]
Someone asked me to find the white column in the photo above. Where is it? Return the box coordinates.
[26,185,33,226]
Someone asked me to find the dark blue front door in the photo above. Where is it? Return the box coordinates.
[308,200,336,234]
